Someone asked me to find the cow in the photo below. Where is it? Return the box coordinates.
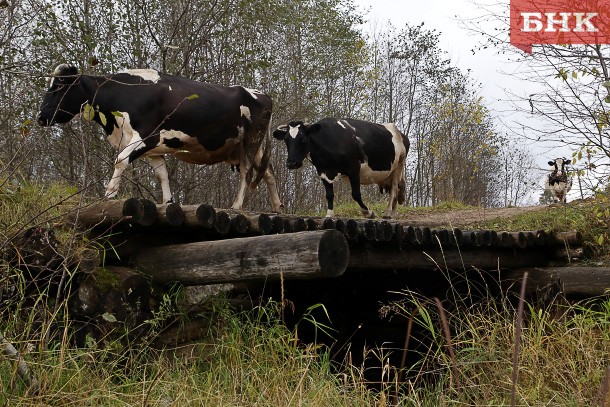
[37,64,283,212]
[546,157,572,203]
[273,118,409,219]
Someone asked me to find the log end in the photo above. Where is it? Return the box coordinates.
[318,229,349,278]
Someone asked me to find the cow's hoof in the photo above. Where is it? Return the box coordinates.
[382,214,393,219]
[365,211,376,219]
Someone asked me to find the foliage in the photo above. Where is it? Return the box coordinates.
[386,288,610,406]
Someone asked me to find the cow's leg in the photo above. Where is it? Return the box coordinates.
[231,155,249,210]
[149,156,172,203]
[322,179,335,217]
[263,166,283,213]
[106,154,130,199]
[382,171,403,219]
[349,176,375,218]
[382,186,398,219]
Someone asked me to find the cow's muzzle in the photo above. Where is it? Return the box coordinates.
[286,161,302,170]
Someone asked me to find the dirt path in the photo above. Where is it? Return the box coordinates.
[393,205,549,228]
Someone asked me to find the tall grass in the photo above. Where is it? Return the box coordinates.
[387,285,610,406]
[0,300,378,406]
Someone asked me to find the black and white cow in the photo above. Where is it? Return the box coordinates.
[546,157,572,203]
[273,118,409,218]
[38,64,283,212]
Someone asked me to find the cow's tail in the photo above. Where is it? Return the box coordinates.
[398,177,406,205]
[248,127,271,189]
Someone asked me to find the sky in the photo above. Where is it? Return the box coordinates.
[353,0,577,202]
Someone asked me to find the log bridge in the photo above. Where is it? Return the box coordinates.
[60,198,610,367]
[68,198,609,299]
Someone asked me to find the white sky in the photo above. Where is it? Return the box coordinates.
[354,0,578,201]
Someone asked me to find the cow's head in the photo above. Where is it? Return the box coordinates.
[273,121,321,169]
[38,64,83,126]
[548,157,571,176]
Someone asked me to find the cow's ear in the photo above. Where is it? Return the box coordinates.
[66,65,79,76]
[565,159,571,165]
[273,125,288,140]
[548,161,555,166]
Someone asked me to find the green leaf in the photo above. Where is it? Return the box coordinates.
[572,71,577,79]
[83,104,95,121]
[98,111,107,126]
[605,95,610,104]
[186,94,199,100]
[111,111,124,117]
[102,312,117,322]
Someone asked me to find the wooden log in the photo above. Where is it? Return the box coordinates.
[270,215,285,233]
[214,211,232,235]
[348,246,549,271]
[334,218,347,235]
[362,220,376,241]
[379,221,394,242]
[503,267,610,297]
[393,223,405,247]
[322,218,335,230]
[421,227,432,245]
[243,213,272,235]
[66,199,128,228]
[196,204,216,229]
[344,219,360,241]
[499,231,512,247]
[405,226,418,245]
[550,246,584,261]
[230,213,250,235]
[133,230,349,285]
[552,231,583,246]
[451,228,464,247]
[510,232,528,249]
[134,199,159,227]
[289,217,307,233]
[157,203,185,227]
[305,218,319,231]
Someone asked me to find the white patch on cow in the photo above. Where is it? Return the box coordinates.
[168,85,172,91]
[240,105,251,121]
[360,163,391,184]
[232,85,263,100]
[325,209,335,218]
[244,87,262,99]
[52,64,70,75]
[107,112,144,152]
[342,120,357,132]
[289,125,300,139]
[383,123,407,166]
[321,173,343,184]
[122,69,161,83]
[337,121,346,129]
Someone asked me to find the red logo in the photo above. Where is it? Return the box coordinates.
[510,0,610,53]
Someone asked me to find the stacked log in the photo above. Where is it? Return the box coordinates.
[133,230,349,285]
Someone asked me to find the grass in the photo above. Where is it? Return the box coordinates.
[387,291,610,406]
[1,292,608,406]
